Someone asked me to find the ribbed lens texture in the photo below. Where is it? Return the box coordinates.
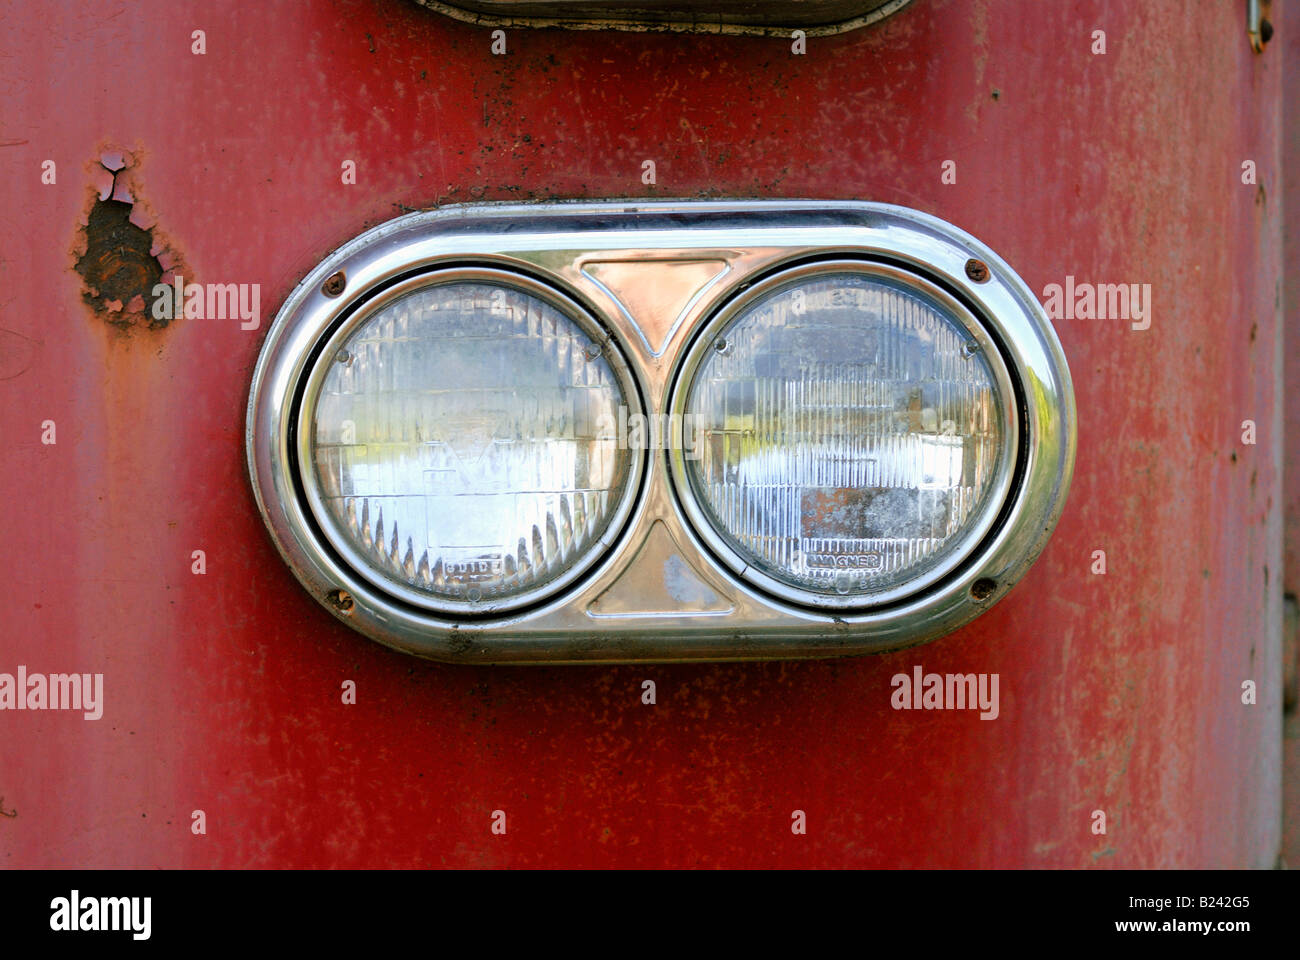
[683,273,1004,599]
[311,281,632,606]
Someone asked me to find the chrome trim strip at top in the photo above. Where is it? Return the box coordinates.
[412,0,914,38]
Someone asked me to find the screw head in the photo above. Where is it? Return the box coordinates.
[323,271,347,297]
[965,259,990,283]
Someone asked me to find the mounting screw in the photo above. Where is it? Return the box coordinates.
[965,259,990,283]
[1249,0,1274,52]
[326,589,354,613]
[323,271,347,297]
[970,578,997,601]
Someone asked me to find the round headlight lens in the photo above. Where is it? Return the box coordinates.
[676,264,1017,607]
[301,271,640,614]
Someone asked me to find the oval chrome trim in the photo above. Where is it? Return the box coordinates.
[246,200,1075,663]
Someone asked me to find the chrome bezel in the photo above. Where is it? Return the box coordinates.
[246,200,1076,663]
[667,259,1019,610]
[295,266,646,617]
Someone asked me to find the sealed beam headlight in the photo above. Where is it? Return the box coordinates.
[248,201,1074,663]
[297,268,643,615]
[670,262,1017,609]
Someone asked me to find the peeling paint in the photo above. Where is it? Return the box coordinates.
[72,149,187,331]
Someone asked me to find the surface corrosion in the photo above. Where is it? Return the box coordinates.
[72,149,186,330]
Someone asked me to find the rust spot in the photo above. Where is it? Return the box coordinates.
[326,589,355,614]
[447,629,473,655]
[0,796,15,819]
[970,578,997,601]
[72,149,186,331]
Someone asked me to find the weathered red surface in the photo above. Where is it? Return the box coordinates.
[1282,0,1300,867]
[0,0,1285,867]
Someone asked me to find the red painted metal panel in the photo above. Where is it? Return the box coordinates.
[1281,0,1300,867]
[0,0,1284,867]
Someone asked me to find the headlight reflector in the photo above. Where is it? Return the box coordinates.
[298,269,642,614]
[673,262,1018,608]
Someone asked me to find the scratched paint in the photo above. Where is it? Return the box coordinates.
[0,0,1285,868]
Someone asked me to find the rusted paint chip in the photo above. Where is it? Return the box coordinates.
[73,150,184,330]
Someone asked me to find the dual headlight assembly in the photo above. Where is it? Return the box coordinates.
[247,201,1075,662]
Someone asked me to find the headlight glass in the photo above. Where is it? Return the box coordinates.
[677,265,1015,605]
[302,272,640,613]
